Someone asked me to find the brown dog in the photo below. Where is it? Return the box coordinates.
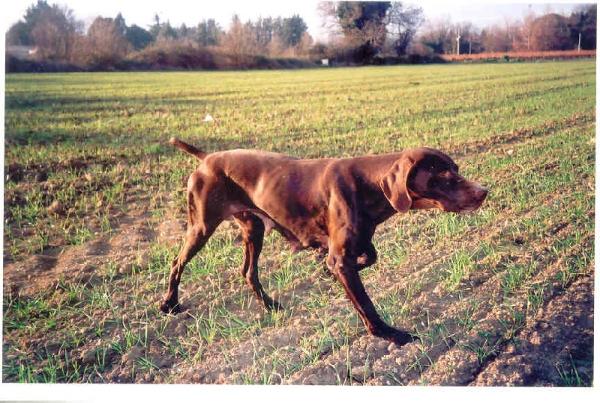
[160,137,488,345]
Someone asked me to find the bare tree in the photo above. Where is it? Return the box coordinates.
[267,33,287,57]
[386,2,423,55]
[222,15,257,65]
[417,17,454,54]
[81,16,131,66]
[516,10,537,51]
[252,17,276,54]
[480,21,513,52]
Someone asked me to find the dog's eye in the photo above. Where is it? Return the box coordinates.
[437,174,457,188]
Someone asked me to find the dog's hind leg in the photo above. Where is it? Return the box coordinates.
[160,225,214,313]
[160,173,223,314]
[234,211,282,311]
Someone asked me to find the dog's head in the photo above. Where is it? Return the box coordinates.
[380,147,488,214]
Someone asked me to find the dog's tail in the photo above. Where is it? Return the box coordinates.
[169,137,207,160]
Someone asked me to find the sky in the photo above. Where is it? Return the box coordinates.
[2,0,588,42]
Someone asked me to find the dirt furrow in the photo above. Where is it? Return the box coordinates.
[471,274,594,386]
[407,234,592,385]
[3,197,157,297]
[449,112,594,160]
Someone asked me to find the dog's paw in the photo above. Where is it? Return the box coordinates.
[159,300,181,314]
[372,327,417,346]
[265,298,284,312]
[386,331,415,346]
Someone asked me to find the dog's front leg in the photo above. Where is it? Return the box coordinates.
[327,237,415,346]
[355,242,377,271]
[326,186,416,346]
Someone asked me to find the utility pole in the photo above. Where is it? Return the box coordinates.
[578,32,582,51]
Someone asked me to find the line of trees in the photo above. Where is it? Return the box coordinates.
[413,4,596,55]
[6,0,316,69]
[318,2,595,59]
[5,1,597,71]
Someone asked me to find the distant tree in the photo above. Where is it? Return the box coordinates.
[6,0,67,46]
[568,4,596,50]
[309,41,329,59]
[418,17,454,54]
[320,1,422,57]
[516,10,537,51]
[322,1,392,60]
[149,14,161,38]
[386,2,423,55]
[6,21,30,46]
[279,15,308,47]
[156,21,177,42]
[30,3,81,60]
[480,22,514,52]
[126,24,153,50]
[177,23,193,40]
[295,31,314,56]
[114,12,127,37]
[242,18,267,54]
[453,22,482,54]
[266,34,284,56]
[267,17,287,55]
[317,2,343,40]
[222,15,255,65]
[111,12,154,51]
[196,19,222,46]
[84,16,131,66]
[19,0,52,45]
[530,13,571,50]
[252,17,276,51]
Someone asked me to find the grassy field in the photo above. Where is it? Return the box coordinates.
[3,60,595,385]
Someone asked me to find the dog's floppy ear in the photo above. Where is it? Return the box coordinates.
[379,155,415,213]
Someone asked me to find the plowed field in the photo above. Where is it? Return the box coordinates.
[3,60,594,385]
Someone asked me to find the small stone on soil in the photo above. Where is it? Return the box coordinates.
[121,346,144,365]
[80,348,98,365]
[47,200,65,215]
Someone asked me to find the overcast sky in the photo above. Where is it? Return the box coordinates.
[2,0,587,41]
